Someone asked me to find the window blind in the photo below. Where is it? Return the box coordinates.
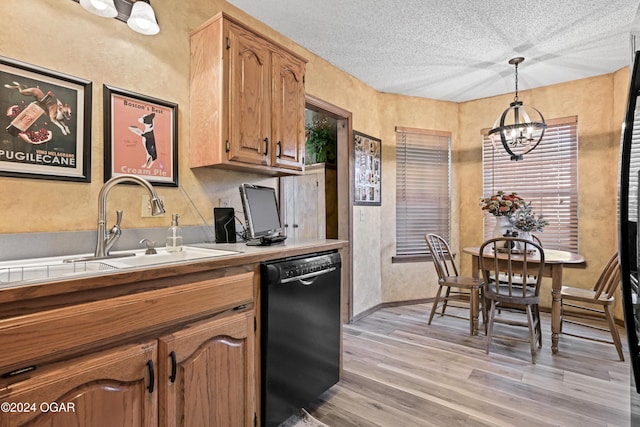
[482,116,579,252]
[396,127,451,256]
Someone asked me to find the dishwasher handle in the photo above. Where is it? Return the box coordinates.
[280,266,337,284]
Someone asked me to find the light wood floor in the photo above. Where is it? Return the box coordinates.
[306,304,634,426]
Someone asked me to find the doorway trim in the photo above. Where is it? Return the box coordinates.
[305,94,354,323]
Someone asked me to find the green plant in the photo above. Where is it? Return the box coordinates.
[508,202,549,232]
[305,118,336,164]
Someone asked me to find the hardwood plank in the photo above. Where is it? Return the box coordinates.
[305,303,633,426]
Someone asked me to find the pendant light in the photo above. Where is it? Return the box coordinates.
[488,57,547,161]
[79,0,118,18]
[127,0,160,35]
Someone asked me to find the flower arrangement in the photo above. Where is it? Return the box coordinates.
[480,191,525,217]
[508,202,549,232]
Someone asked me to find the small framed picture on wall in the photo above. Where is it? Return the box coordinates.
[103,85,178,186]
[353,130,382,206]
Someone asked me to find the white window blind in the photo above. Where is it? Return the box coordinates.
[482,116,579,252]
[396,127,450,256]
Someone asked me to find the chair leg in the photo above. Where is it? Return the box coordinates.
[441,286,452,315]
[486,300,497,355]
[526,305,537,364]
[470,287,479,336]
[604,305,625,361]
[428,285,445,325]
[480,286,487,334]
[534,304,542,348]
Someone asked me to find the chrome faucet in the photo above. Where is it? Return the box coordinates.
[95,174,165,258]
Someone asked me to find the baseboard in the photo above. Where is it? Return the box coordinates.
[350,298,433,323]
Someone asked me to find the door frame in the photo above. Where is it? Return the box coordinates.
[304,94,354,323]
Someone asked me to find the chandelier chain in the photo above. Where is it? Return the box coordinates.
[514,62,519,102]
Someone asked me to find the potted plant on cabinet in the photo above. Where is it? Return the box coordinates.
[305,118,337,165]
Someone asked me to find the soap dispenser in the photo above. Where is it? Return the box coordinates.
[166,213,183,252]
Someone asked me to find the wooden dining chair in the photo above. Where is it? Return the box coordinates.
[480,237,545,363]
[425,233,484,335]
[560,252,624,361]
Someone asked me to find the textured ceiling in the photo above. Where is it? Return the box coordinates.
[227,0,640,102]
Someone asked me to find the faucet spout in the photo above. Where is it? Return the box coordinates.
[95,174,165,257]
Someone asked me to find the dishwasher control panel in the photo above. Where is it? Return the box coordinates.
[266,251,341,281]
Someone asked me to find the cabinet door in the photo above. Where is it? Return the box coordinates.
[0,342,158,427]
[159,310,255,427]
[227,23,271,167]
[282,168,326,239]
[271,49,306,171]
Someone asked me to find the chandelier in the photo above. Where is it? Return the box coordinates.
[488,57,547,161]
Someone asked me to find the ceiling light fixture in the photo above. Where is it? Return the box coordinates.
[79,0,118,18]
[127,0,160,36]
[488,57,547,161]
[74,0,159,35]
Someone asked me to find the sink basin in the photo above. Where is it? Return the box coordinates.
[107,246,238,268]
[0,246,239,285]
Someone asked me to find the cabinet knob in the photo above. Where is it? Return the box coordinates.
[277,140,282,158]
[263,137,269,156]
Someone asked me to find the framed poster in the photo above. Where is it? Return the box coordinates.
[104,85,178,186]
[0,56,92,182]
[353,130,381,206]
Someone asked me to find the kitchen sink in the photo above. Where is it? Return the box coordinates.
[0,246,240,285]
[107,246,239,268]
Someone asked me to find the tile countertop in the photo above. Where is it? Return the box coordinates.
[0,238,348,305]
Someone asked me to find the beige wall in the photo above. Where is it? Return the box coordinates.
[457,73,625,312]
[0,0,630,318]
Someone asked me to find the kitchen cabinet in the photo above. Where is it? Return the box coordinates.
[0,270,256,427]
[281,164,326,239]
[159,310,255,427]
[0,341,158,427]
[190,12,307,175]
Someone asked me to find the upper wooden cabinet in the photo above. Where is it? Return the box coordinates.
[190,12,307,175]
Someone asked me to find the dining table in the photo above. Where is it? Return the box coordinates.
[463,246,585,354]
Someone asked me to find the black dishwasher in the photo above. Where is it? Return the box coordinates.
[260,251,341,427]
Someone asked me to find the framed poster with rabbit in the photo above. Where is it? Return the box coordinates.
[103,85,178,186]
[0,56,91,182]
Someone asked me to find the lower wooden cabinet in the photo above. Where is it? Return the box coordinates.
[0,341,159,427]
[0,271,257,427]
[0,310,255,427]
[159,310,255,427]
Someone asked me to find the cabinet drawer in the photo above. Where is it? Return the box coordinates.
[0,272,254,374]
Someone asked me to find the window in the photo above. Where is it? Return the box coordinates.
[482,116,579,252]
[395,127,451,259]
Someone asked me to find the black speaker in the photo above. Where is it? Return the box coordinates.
[214,207,236,243]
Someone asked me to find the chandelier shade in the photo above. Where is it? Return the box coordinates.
[489,57,547,161]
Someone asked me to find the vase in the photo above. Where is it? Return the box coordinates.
[493,215,512,238]
[519,231,532,242]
